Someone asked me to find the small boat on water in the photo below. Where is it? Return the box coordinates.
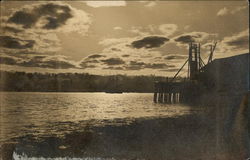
[105,90,123,94]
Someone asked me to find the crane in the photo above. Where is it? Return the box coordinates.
[207,42,217,64]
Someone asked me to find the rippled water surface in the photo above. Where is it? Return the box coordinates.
[0,92,192,143]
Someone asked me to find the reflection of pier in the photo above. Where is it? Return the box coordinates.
[154,42,217,104]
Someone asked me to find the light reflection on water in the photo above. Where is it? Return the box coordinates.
[0,92,191,143]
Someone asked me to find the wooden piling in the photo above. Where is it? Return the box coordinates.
[153,82,158,103]
[153,80,191,104]
[158,83,164,103]
[167,93,171,103]
[173,93,176,103]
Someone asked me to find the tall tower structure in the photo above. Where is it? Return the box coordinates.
[188,43,201,80]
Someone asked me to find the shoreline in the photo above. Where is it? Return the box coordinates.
[1,111,218,160]
[1,94,248,160]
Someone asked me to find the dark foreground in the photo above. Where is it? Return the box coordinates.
[1,101,249,160]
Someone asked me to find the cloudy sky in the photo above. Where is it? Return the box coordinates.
[0,1,249,76]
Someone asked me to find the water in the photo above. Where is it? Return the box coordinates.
[0,92,192,143]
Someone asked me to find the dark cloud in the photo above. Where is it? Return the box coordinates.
[101,58,125,65]
[122,54,130,57]
[2,55,76,69]
[87,54,106,59]
[78,56,103,69]
[174,32,211,44]
[1,54,76,69]
[2,26,23,33]
[19,60,75,69]
[224,35,248,48]
[43,60,76,69]
[0,56,18,65]
[164,55,187,60]
[174,35,196,44]
[145,63,168,69]
[85,59,99,63]
[79,62,97,69]
[111,48,122,52]
[130,61,146,66]
[125,61,146,70]
[8,11,37,28]
[125,61,170,70]
[32,55,47,59]
[131,36,169,49]
[154,57,162,60]
[103,66,124,70]
[0,36,35,49]
[7,3,73,29]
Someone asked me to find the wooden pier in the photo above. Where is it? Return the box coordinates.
[154,42,217,104]
[153,81,201,104]
[154,81,183,103]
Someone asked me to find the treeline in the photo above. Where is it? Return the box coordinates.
[0,71,184,92]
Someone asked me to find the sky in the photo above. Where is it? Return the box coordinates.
[0,1,249,76]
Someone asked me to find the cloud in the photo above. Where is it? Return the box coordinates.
[164,55,187,60]
[0,2,91,56]
[0,31,61,53]
[159,24,178,36]
[122,54,130,57]
[0,55,20,65]
[8,3,73,29]
[174,35,195,43]
[99,37,133,46]
[79,62,97,69]
[2,26,24,33]
[217,7,229,16]
[85,1,126,8]
[20,60,76,69]
[125,61,146,70]
[231,6,247,14]
[216,29,249,57]
[124,61,171,71]
[19,55,77,69]
[6,2,91,34]
[129,24,178,37]
[174,32,216,44]
[145,63,169,69]
[87,54,106,59]
[0,54,77,69]
[111,48,122,52]
[79,55,104,69]
[95,35,186,73]
[129,25,157,36]
[114,26,122,30]
[103,66,124,70]
[0,36,35,49]
[222,29,249,48]
[223,31,248,47]
[131,36,169,49]
[101,58,125,65]
[217,6,247,16]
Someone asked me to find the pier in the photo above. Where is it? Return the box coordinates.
[153,81,201,104]
[154,42,217,104]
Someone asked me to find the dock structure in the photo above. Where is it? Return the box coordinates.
[154,42,217,104]
[153,80,202,104]
[154,81,182,103]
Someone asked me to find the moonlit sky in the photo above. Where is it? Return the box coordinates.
[0,1,249,76]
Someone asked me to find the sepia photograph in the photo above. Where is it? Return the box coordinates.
[0,0,249,159]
